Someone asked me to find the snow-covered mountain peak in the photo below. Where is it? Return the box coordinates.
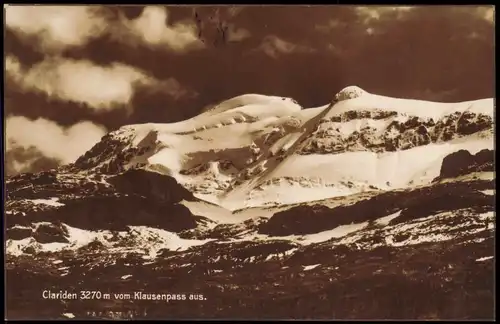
[334,85,369,102]
[203,93,302,115]
[71,91,493,210]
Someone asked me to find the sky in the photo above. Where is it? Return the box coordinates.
[3,5,495,176]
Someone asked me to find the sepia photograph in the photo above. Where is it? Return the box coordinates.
[3,4,495,320]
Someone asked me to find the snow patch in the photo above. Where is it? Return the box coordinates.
[475,256,493,262]
[29,197,65,207]
[300,222,369,244]
[376,211,402,226]
[6,224,214,258]
[264,248,299,261]
[303,264,321,271]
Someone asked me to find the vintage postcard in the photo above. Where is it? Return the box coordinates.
[3,5,495,320]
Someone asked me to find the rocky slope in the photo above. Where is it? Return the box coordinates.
[4,87,495,320]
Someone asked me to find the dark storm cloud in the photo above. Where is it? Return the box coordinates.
[343,6,495,101]
[3,5,494,175]
[59,5,494,109]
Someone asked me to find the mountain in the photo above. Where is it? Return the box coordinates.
[5,86,495,320]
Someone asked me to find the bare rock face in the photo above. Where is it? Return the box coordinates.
[282,116,303,131]
[298,111,492,155]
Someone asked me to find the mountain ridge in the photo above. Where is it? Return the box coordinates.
[68,86,494,211]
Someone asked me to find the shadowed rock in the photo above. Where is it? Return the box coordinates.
[107,169,196,203]
[435,149,494,181]
[259,181,494,236]
[33,223,69,244]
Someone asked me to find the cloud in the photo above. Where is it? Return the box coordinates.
[6,116,107,165]
[356,6,494,26]
[256,35,314,58]
[475,6,494,23]
[5,5,206,54]
[141,78,199,100]
[226,6,245,18]
[355,6,415,23]
[118,6,205,52]
[5,5,108,52]
[6,55,195,111]
[315,19,348,32]
[227,25,251,42]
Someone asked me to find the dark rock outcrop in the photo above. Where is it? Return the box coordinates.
[435,149,494,181]
[5,169,201,236]
[6,227,32,241]
[20,195,197,233]
[33,223,69,244]
[259,181,494,236]
[107,169,195,203]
